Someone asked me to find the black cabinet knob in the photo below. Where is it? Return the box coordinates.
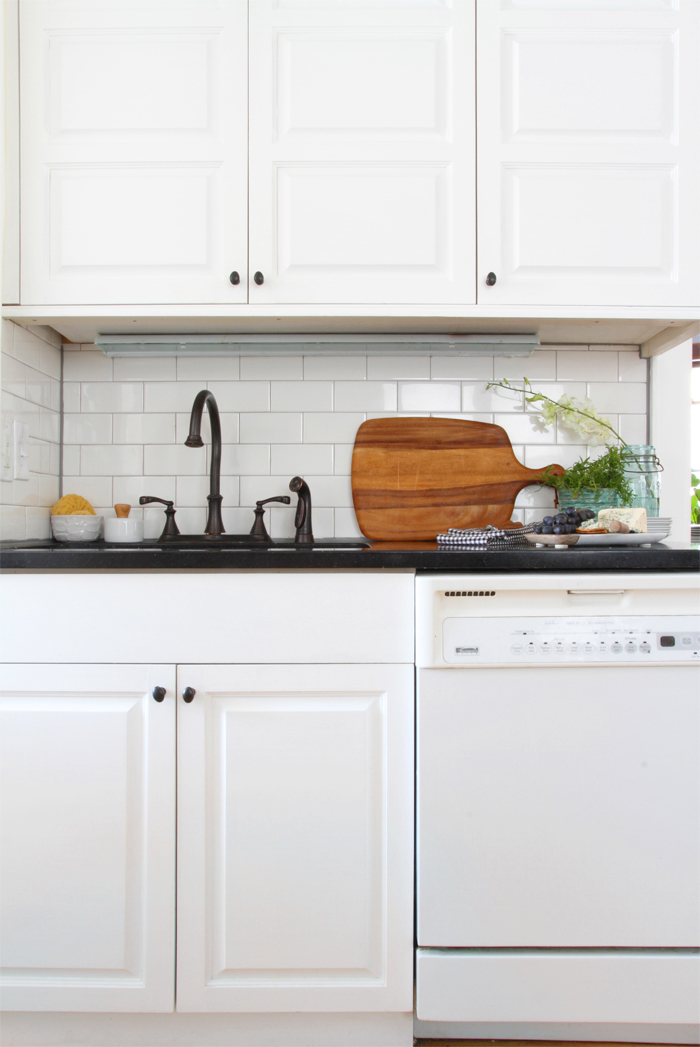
[152,686,166,702]
[253,271,264,285]
[229,271,240,285]
[183,687,196,703]
[486,272,497,286]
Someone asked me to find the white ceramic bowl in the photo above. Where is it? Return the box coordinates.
[51,514,103,543]
[103,518,144,543]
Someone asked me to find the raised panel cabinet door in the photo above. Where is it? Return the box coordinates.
[0,663,176,1011]
[477,2,700,307]
[19,0,248,304]
[248,1,476,304]
[176,663,414,1012]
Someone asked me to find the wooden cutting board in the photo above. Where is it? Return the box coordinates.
[351,417,564,541]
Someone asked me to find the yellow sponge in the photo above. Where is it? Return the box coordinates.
[51,494,95,516]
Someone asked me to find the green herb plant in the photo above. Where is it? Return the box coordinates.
[692,474,700,524]
[485,377,654,506]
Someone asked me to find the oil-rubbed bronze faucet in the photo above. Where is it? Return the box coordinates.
[290,476,313,544]
[185,390,224,536]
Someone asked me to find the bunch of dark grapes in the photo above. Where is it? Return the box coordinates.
[531,506,596,536]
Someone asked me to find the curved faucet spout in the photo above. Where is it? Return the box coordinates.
[290,476,313,544]
[186,390,224,536]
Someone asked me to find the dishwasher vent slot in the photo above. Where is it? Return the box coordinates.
[444,591,496,597]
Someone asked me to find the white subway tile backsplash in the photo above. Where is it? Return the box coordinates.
[26,506,52,539]
[207,381,270,411]
[557,350,617,381]
[618,413,648,444]
[587,382,647,413]
[64,413,112,445]
[143,381,201,413]
[144,443,206,476]
[240,413,302,444]
[304,413,364,443]
[399,382,460,412]
[270,381,333,412]
[112,475,176,505]
[63,475,114,508]
[493,350,556,382]
[1,332,651,541]
[177,355,240,381]
[304,356,366,380]
[81,444,143,476]
[335,382,397,412]
[83,382,143,413]
[431,356,494,381]
[240,355,303,380]
[63,351,113,382]
[618,352,648,382]
[271,443,333,475]
[367,355,430,380]
[334,444,354,475]
[113,356,176,381]
[113,413,175,444]
[220,444,271,475]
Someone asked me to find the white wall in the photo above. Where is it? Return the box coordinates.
[650,339,692,539]
[58,341,648,538]
[0,321,62,540]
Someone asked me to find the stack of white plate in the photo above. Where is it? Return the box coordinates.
[647,517,671,533]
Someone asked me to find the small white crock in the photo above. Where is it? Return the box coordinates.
[51,515,104,542]
[103,518,144,543]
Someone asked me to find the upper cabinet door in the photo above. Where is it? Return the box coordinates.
[248,1,476,305]
[0,663,175,1012]
[477,1,700,308]
[19,1,248,305]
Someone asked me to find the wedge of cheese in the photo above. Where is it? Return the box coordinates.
[597,507,647,533]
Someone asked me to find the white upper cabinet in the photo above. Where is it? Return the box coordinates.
[0,663,176,1012]
[14,0,700,309]
[248,1,476,304]
[476,1,700,307]
[19,1,248,305]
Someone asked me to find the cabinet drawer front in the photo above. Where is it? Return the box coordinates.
[176,663,414,1012]
[0,663,175,1012]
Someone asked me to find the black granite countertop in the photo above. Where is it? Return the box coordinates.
[1,537,698,572]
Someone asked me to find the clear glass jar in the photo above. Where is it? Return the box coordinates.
[621,445,661,516]
[556,488,621,513]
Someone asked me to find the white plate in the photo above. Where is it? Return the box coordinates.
[576,532,669,546]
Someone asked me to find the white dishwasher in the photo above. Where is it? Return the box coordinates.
[415,573,700,1041]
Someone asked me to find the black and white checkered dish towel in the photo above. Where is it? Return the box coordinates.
[436,523,535,548]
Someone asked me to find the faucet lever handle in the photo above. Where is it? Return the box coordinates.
[139,496,180,539]
[250,496,291,541]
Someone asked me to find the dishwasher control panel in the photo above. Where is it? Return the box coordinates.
[443,615,700,665]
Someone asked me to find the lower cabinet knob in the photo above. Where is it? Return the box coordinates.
[486,271,497,286]
[152,686,166,702]
[183,687,196,703]
[253,271,264,285]
[229,271,240,285]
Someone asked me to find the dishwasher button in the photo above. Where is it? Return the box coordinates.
[583,642,595,654]
[568,642,580,653]
[555,641,567,653]
[639,642,651,653]
[625,642,637,653]
[510,643,523,654]
[526,642,537,654]
[598,641,608,653]
[681,635,693,646]
[539,642,552,653]
[611,642,623,654]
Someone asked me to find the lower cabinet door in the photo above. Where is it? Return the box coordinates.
[0,663,176,1012]
[176,663,414,1012]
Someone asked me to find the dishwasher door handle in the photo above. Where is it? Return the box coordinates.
[568,589,627,595]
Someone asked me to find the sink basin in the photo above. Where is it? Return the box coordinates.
[148,535,370,550]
